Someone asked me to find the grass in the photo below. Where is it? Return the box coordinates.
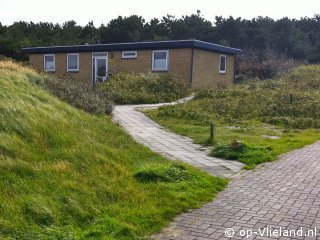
[99,72,191,104]
[0,60,227,239]
[146,65,320,169]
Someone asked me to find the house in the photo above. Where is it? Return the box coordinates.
[22,40,241,89]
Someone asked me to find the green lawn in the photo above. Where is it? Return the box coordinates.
[145,65,320,169]
[144,115,320,169]
[0,61,226,239]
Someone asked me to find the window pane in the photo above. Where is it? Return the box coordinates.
[153,51,168,70]
[220,56,226,72]
[45,56,54,70]
[122,51,137,59]
[124,52,135,56]
[154,52,167,60]
[68,54,78,70]
[93,52,107,57]
[97,59,106,77]
[153,59,167,69]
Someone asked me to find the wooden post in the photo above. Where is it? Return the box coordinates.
[210,122,214,144]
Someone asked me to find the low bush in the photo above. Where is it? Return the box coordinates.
[236,49,299,81]
[99,72,191,104]
[43,75,113,115]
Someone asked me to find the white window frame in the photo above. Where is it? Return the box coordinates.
[122,51,137,59]
[44,54,55,72]
[67,53,79,72]
[219,55,227,74]
[152,50,169,71]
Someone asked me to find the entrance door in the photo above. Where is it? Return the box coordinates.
[92,52,108,86]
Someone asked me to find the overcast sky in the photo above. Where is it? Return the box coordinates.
[0,0,319,26]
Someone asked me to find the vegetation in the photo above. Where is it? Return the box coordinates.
[1,12,320,64]
[44,75,113,114]
[210,140,272,166]
[146,65,320,169]
[99,72,191,104]
[0,60,227,239]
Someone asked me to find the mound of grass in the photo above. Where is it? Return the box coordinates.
[134,163,192,183]
[145,65,320,167]
[0,60,227,239]
[210,140,272,169]
[99,72,191,104]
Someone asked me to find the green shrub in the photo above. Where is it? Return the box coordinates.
[43,75,113,115]
[211,140,272,167]
[99,72,191,104]
[134,163,192,183]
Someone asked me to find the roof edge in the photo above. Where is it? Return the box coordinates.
[22,40,242,55]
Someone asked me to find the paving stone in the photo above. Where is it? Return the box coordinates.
[153,141,320,240]
[113,102,244,177]
[113,100,320,240]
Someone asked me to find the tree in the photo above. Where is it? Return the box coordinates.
[101,15,145,43]
[171,10,214,41]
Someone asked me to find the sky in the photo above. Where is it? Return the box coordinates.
[0,0,319,26]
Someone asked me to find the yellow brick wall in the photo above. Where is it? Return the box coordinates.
[29,53,93,85]
[108,48,192,85]
[168,49,192,85]
[191,49,235,89]
[28,48,234,88]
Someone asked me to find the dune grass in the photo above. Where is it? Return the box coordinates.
[0,61,227,239]
[98,72,192,104]
[146,65,320,169]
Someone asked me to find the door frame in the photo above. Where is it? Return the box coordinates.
[92,52,108,86]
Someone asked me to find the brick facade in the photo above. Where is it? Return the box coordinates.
[192,49,235,90]
[29,48,235,89]
[30,52,92,85]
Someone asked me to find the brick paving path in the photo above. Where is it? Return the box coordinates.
[112,100,244,177]
[154,142,320,240]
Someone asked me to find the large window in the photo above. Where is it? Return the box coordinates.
[44,54,55,71]
[67,53,79,71]
[152,50,169,71]
[219,55,227,74]
[122,51,137,59]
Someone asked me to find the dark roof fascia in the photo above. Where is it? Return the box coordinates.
[22,40,241,55]
[192,40,242,55]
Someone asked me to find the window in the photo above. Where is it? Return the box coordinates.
[44,54,55,71]
[219,55,227,73]
[67,53,79,71]
[122,51,137,59]
[152,50,169,71]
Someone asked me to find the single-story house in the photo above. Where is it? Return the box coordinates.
[22,40,241,89]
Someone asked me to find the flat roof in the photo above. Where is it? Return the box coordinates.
[22,40,241,55]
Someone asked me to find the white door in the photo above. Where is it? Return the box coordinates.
[92,53,108,86]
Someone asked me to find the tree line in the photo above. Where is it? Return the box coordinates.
[0,11,319,62]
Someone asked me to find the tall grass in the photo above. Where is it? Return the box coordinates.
[43,75,114,115]
[155,65,320,129]
[99,73,191,104]
[146,65,320,168]
[0,61,226,239]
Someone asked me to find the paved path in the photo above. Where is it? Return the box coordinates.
[154,141,320,240]
[112,100,244,177]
